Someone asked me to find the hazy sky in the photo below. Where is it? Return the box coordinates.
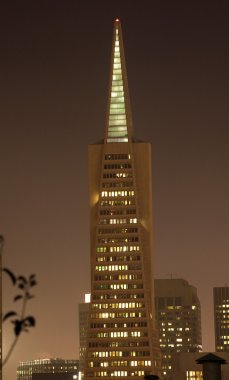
[1,1,229,378]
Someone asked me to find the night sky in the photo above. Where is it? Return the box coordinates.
[1,1,229,378]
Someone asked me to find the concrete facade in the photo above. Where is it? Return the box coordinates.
[83,19,161,380]
[155,279,202,379]
[214,287,229,352]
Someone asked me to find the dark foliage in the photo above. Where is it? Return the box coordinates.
[3,268,37,337]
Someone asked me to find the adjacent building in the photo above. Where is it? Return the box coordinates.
[155,279,202,379]
[17,358,79,380]
[84,19,161,380]
[214,286,229,352]
[79,294,91,373]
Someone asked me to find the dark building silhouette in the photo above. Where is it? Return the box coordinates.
[32,374,77,380]
[214,286,229,352]
[155,279,202,379]
[196,353,227,380]
[170,351,229,379]
[84,19,161,380]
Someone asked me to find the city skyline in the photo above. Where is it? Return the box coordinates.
[1,1,229,379]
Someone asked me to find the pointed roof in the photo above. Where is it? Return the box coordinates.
[106,19,133,143]
[196,353,227,364]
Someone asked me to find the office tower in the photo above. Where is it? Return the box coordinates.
[84,19,161,380]
[155,279,202,379]
[79,294,91,373]
[214,286,229,352]
[17,359,79,380]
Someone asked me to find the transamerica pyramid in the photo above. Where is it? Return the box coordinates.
[84,19,161,380]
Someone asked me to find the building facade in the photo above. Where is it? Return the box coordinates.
[79,295,91,373]
[17,359,79,380]
[214,286,229,352]
[84,20,161,380]
[155,279,202,379]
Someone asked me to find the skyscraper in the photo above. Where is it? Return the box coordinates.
[84,20,161,380]
[154,279,202,379]
[214,286,229,352]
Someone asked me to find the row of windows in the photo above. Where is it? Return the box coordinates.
[155,296,182,308]
[107,132,127,140]
[87,370,145,377]
[89,360,151,368]
[186,371,203,380]
[90,321,147,329]
[91,302,145,310]
[109,119,126,126]
[112,80,124,88]
[89,330,148,339]
[90,311,145,319]
[88,340,149,348]
[110,245,139,252]
[103,172,132,179]
[101,191,134,198]
[110,107,126,116]
[95,264,141,272]
[100,208,136,215]
[111,90,124,98]
[157,310,199,318]
[98,227,138,235]
[96,245,140,253]
[104,154,130,160]
[88,350,150,358]
[102,181,133,188]
[92,293,144,300]
[159,326,190,332]
[104,164,131,170]
[96,255,141,263]
[216,303,229,308]
[112,74,122,82]
[94,283,143,291]
[99,218,137,225]
[101,200,135,206]
[94,274,142,281]
[98,237,139,243]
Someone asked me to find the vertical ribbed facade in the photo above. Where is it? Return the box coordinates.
[84,20,161,380]
[214,287,229,352]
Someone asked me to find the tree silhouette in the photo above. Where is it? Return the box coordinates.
[0,236,37,367]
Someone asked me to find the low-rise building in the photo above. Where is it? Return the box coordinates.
[17,358,79,380]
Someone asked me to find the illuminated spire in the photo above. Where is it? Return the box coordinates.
[106,19,133,143]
